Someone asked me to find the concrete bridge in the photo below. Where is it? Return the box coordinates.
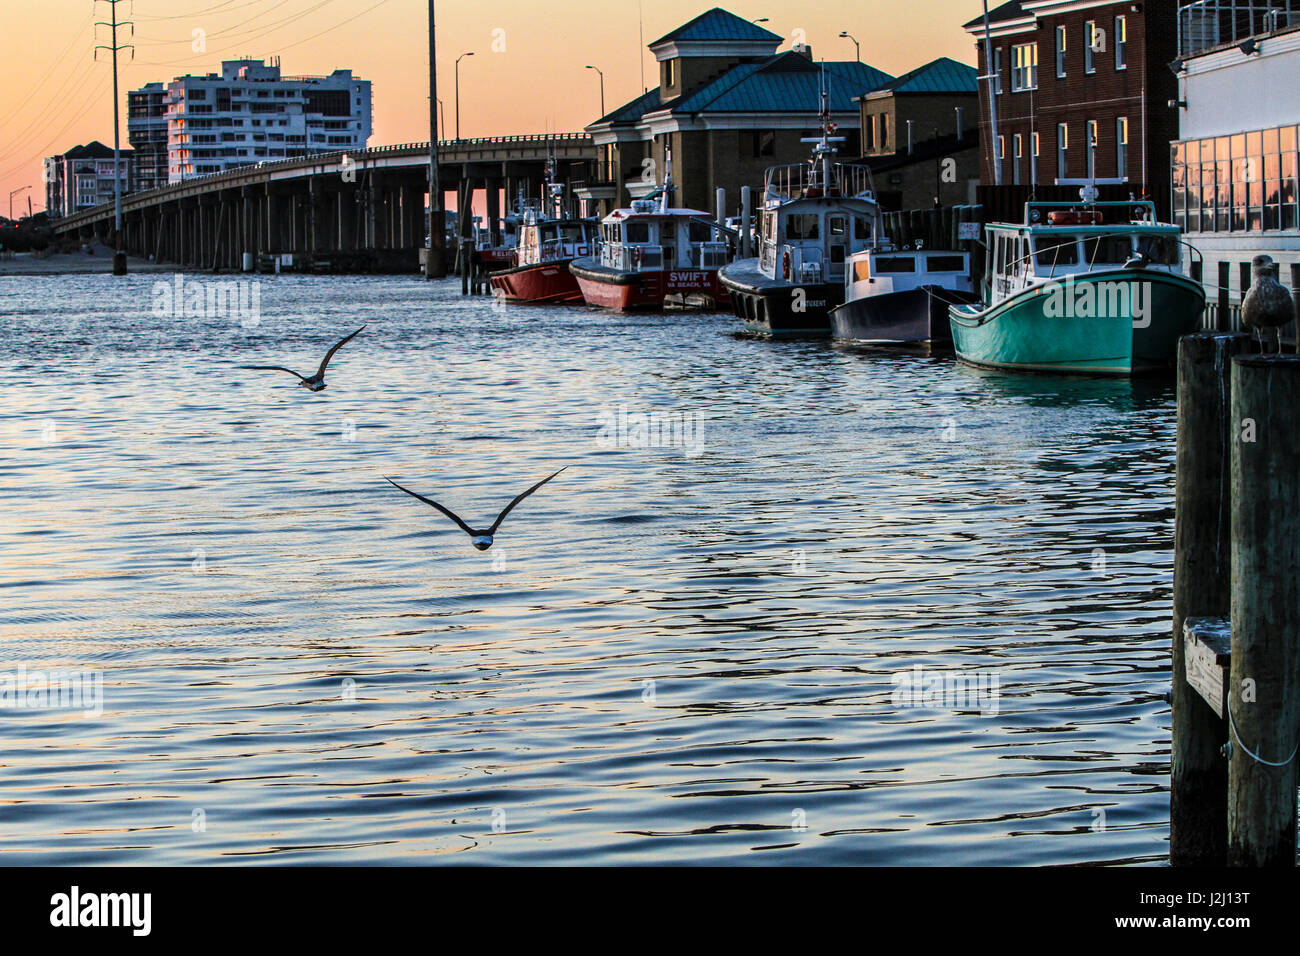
[50,134,596,273]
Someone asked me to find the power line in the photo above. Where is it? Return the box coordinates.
[134,0,340,67]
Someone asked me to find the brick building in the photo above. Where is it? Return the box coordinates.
[580,7,891,216]
[857,57,981,210]
[966,0,1185,218]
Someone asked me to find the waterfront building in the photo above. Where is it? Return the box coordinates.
[43,142,132,219]
[1169,0,1300,323]
[856,57,981,210]
[130,58,372,184]
[966,0,1186,218]
[127,82,169,194]
[580,7,892,215]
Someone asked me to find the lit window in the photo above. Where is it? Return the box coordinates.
[1057,123,1069,179]
[1085,21,1097,73]
[1115,16,1127,70]
[1011,43,1038,91]
[1116,117,1129,179]
[1056,26,1067,77]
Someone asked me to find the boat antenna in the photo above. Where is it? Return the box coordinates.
[800,63,844,192]
[661,143,673,214]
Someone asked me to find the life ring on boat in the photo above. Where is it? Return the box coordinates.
[782,250,791,279]
[1047,210,1103,225]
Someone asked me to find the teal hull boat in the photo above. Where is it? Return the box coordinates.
[949,269,1206,375]
[950,200,1207,376]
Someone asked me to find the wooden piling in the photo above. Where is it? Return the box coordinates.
[1227,353,1300,867]
[1171,331,1253,865]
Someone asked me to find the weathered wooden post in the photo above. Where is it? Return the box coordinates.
[1172,331,1252,865]
[1227,353,1300,867]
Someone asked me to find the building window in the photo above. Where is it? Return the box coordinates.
[1011,43,1038,91]
[881,113,889,150]
[663,59,676,89]
[1086,120,1099,178]
[1057,123,1068,179]
[1116,117,1129,180]
[1115,15,1127,70]
[994,48,1003,94]
[1032,131,1041,184]
[1085,21,1097,74]
[1013,133,1023,185]
[1056,26,1067,78]
[746,131,775,158]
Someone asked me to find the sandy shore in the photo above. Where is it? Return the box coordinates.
[0,242,178,276]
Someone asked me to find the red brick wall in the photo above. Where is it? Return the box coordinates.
[971,0,1181,219]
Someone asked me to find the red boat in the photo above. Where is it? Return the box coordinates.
[568,163,731,312]
[490,185,596,304]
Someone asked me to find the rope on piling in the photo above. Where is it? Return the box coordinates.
[1227,704,1300,767]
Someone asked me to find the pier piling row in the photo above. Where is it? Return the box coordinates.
[1172,335,1300,867]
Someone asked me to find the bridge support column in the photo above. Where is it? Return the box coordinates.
[486,179,502,247]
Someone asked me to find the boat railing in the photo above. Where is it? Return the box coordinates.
[764,162,877,202]
[690,242,729,269]
[1002,231,1194,287]
[604,243,663,272]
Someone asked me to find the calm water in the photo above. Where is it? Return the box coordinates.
[0,273,1178,865]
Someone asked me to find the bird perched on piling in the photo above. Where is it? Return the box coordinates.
[1241,256,1294,354]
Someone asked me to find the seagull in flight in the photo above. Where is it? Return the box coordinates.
[384,468,568,550]
[241,325,365,391]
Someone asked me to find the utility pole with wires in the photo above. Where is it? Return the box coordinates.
[93,0,132,274]
[425,0,446,279]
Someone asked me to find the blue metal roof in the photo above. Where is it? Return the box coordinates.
[875,57,977,95]
[666,53,893,114]
[594,89,662,126]
[649,7,783,46]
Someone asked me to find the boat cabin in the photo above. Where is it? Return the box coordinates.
[844,249,973,300]
[984,201,1186,302]
[757,162,883,285]
[517,212,595,266]
[597,199,729,273]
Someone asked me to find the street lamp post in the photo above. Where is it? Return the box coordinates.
[585,65,605,117]
[455,52,474,140]
[839,31,860,62]
[9,186,30,221]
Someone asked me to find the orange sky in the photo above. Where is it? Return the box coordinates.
[0,0,982,214]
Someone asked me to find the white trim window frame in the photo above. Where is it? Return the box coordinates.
[1055,25,1067,78]
[1011,42,1038,92]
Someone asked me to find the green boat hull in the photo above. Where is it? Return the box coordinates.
[949,270,1206,375]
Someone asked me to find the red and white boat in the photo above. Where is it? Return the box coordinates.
[489,184,596,304]
[569,163,731,311]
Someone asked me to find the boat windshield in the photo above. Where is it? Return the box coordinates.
[556,222,587,243]
[855,216,873,240]
[626,221,650,244]
[1034,236,1079,268]
[1135,234,1180,265]
[1083,235,1135,265]
[785,214,820,240]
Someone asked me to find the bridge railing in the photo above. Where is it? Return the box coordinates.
[50,133,595,230]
